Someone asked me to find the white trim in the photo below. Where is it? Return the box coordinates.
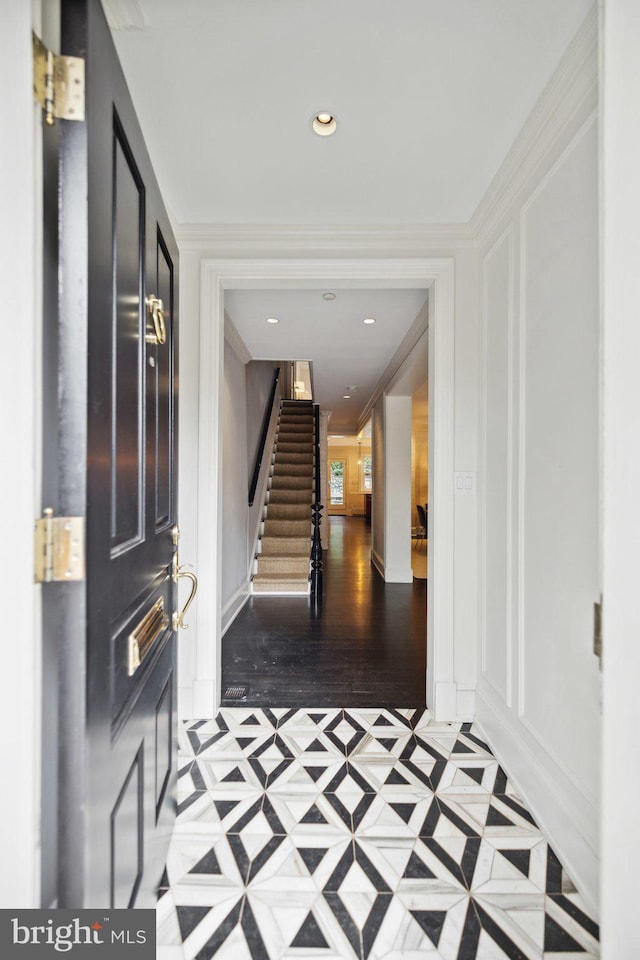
[1,1,41,908]
[476,680,599,917]
[470,7,598,246]
[371,549,385,579]
[196,257,456,717]
[427,260,456,721]
[194,265,224,718]
[358,301,429,431]
[383,565,414,584]
[479,225,514,707]
[193,679,218,719]
[221,577,251,635]
[223,310,252,364]
[455,685,476,721]
[517,113,598,721]
[178,684,194,718]
[176,222,476,253]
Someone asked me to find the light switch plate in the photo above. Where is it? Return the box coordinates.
[454,472,476,494]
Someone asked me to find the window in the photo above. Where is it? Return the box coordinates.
[361,454,372,491]
[329,460,345,505]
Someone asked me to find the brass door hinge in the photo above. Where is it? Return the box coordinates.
[32,32,85,126]
[34,509,85,583]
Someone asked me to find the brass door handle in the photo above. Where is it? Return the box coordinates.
[171,544,198,631]
[146,294,167,345]
[172,566,198,631]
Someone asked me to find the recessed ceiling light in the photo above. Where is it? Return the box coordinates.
[322,292,336,301]
[266,317,279,324]
[312,112,337,136]
[348,385,357,391]
[363,317,376,324]
[343,395,351,399]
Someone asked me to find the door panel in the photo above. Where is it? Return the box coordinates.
[112,124,144,551]
[55,0,179,907]
[111,749,144,909]
[153,231,174,530]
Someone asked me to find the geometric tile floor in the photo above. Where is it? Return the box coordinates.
[157,708,599,959]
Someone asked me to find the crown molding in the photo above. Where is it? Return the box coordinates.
[176,10,597,259]
[175,222,476,255]
[358,299,429,431]
[223,310,252,364]
[470,6,598,247]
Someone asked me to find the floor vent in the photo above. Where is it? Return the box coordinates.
[223,684,249,700]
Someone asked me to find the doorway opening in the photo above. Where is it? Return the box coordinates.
[329,458,347,514]
[194,257,455,720]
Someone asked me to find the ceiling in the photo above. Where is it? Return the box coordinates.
[109,0,593,226]
[225,287,428,433]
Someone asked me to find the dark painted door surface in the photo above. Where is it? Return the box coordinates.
[55,0,179,907]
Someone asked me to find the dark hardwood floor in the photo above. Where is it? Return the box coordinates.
[221,516,427,707]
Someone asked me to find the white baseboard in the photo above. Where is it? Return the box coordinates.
[456,685,476,720]
[476,679,599,918]
[384,565,414,583]
[371,549,385,578]
[370,549,413,583]
[192,679,217,719]
[177,685,194,720]
[221,577,251,635]
[433,681,457,720]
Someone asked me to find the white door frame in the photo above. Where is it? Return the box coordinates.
[194,257,455,718]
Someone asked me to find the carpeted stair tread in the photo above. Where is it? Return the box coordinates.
[276,441,314,453]
[260,536,311,554]
[266,503,311,520]
[270,475,313,490]
[252,573,310,593]
[272,463,313,477]
[278,423,314,432]
[263,519,311,537]
[273,452,313,465]
[268,489,314,504]
[256,555,310,575]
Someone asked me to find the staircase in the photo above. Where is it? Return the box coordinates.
[252,399,315,594]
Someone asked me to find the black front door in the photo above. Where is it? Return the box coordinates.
[48,0,180,908]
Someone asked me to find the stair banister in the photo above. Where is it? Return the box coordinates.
[310,403,323,597]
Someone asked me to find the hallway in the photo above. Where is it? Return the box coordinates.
[222,517,427,707]
[158,708,599,959]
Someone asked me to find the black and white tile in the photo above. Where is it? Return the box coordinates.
[161,711,599,959]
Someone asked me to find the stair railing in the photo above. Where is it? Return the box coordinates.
[248,366,280,507]
[310,403,323,598]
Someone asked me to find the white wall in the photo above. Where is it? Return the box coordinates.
[176,250,201,717]
[222,340,249,612]
[601,0,640,953]
[0,1,40,907]
[411,383,428,530]
[381,396,413,582]
[246,359,280,469]
[371,394,385,573]
[476,11,600,913]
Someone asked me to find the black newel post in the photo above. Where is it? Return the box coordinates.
[311,404,323,598]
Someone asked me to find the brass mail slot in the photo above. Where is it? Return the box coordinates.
[127,598,168,677]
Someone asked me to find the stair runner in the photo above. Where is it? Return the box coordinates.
[252,399,315,594]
